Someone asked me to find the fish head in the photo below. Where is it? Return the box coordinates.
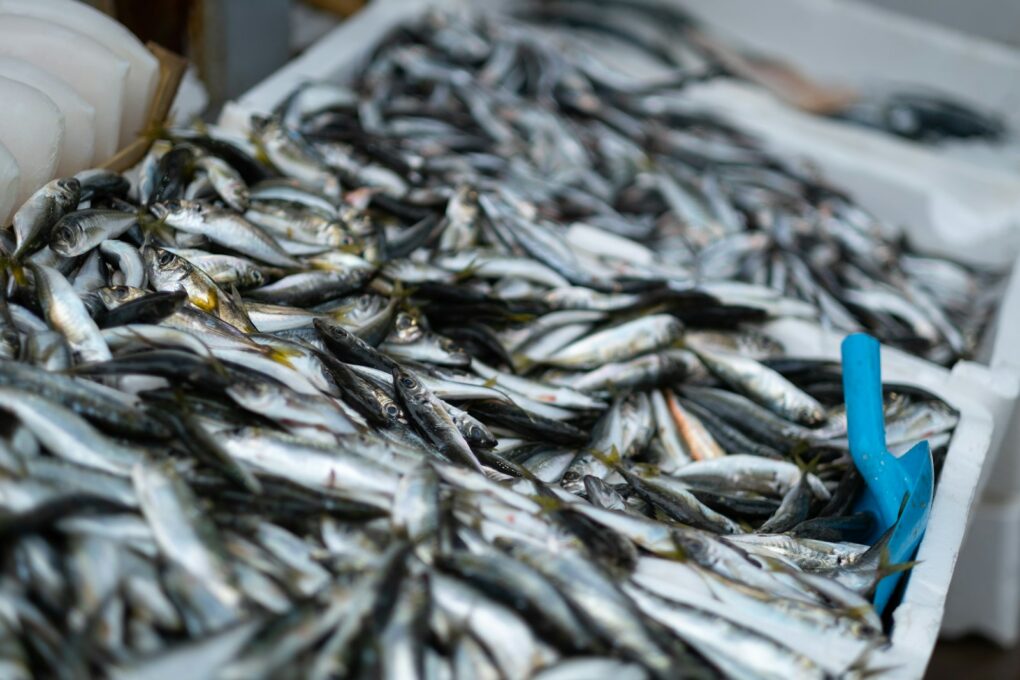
[313,318,351,342]
[151,199,205,225]
[466,422,496,449]
[324,223,361,252]
[143,246,193,290]
[97,285,149,309]
[49,217,86,256]
[225,379,275,411]
[252,116,287,147]
[392,312,423,343]
[376,392,408,426]
[249,114,271,134]
[438,336,470,362]
[50,177,82,210]
[392,366,426,403]
[244,269,265,288]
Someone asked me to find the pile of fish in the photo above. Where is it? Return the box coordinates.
[0,7,972,680]
[521,0,1009,145]
[500,0,1000,365]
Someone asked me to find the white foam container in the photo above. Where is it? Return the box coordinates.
[941,494,1020,646]
[939,250,1020,645]
[218,1,1014,674]
[672,0,1020,270]
[977,258,1020,497]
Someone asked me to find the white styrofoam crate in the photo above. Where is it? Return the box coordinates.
[976,254,1020,500]
[674,0,1020,269]
[942,495,1020,646]
[217,2,1011,675]
[955,272,1020,650]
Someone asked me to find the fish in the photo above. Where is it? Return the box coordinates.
[150,199,299,268]
[143,245,256,333]
[11,177,81,259]
[29,263,112,363]
[49,209,138,258]
[392,366,484,472]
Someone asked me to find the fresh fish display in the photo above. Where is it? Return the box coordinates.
[0,6,976,679]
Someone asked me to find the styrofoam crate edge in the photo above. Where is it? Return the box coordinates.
[988,253,1020,373]
[986,413,1020,500]
[951,362,1020,495]
[886,406,992,678]
[973,250,1020,498]
[941,496,1020,645]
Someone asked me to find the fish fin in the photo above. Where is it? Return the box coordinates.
[859,520,898,566]
[877,547,920,579]
[531,494,566,513]
[846,643,899,678]
[594,445,622,468]
[453,256,481,281]
[512,353,536,373]
[504,311,539,323]
[227,284,257,331]
[754,553,796,573]
[267,347,300,367]
[786,439,812,462]
[389,280,418,302]
[792,451,823,477]
[665,534,690,562]
[6,261,27,287]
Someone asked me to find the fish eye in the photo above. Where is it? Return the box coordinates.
[385,404,400,416]
[55,226,73,242]
[158,251,175,266]
[400,376,416,388]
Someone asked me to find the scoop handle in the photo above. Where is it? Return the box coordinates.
[841,333,887,488]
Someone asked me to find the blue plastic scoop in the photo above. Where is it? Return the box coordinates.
[841,333,934,614]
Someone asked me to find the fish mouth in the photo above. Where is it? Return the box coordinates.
[149,203,171,221]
